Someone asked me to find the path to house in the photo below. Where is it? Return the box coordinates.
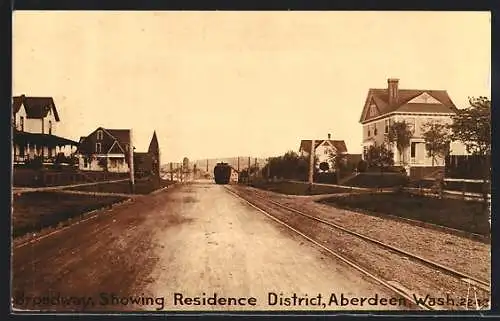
[12,179,131,194]
[12,180,403,312]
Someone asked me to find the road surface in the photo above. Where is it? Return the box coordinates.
[12,181,405,312]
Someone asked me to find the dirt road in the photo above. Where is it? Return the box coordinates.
[12,181,406,312]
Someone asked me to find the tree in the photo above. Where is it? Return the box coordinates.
[366,143,394,172]
[387,121,413,166]
[449,96,491,208]
[261,151,310,181]
[449,96,491,156]
[421,121,452,166]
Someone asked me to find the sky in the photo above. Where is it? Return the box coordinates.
[13,11,491,164]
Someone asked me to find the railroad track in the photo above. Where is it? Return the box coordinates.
[225,186,491,311]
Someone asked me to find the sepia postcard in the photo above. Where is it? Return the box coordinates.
[11,11,491,313]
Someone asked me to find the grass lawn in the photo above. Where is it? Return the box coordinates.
[408,179,490,194]
[12,191,128,238]
[320,192,490,236]
[250,181,354,195]
[66,179,175,195]
[342,172,409,188]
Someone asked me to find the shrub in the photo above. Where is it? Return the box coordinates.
[357,160,368,172]
[314,172,337,184]
[26,156,43,170]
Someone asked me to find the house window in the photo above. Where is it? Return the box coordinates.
[48,120,52,135]
[324,149,329,155]
[367,126,371,137]
[20,117,24,131]
[385,119,389,133]
[96,143,102,153]
[84,157,88,168]
[97,130,103,140]
[407,118,416,134]
[411,142,417,158]
[374,124,378,136]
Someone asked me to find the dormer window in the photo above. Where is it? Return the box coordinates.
[96,143,102,153]
[369,104,378,117]
[97,130,103,140]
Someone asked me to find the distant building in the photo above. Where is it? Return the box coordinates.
[134,131,160,178]
[76,127,131,173]
[183,157,189,171]
[299,134,348,172]
[359,78,467,171]
[12,94,79,164]
[229,166,239,183]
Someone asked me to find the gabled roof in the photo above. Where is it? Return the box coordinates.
[299,140,348,154]
[360,88,458,123]
[77,127,131,155]
[12,95,60,121]
[103,129,130,146]
[108,140,125,154]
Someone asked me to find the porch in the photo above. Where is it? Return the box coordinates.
[13,130,79,164]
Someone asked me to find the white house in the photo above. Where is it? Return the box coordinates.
[12,95,79,164]
[230,166,239,183]
[359,79,467,173]
[299,134,348,172]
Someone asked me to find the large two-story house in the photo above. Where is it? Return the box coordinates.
[76,127,132,173]
[299,134,348,172]
[359,78,466,173]
[12,94,79,164]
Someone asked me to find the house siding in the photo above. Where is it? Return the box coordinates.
[362,113,467,166]
[77,128,131,173]
[12,103,66,161]
[300,141,344,172]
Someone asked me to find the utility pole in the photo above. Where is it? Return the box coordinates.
[170,162,173,181]
[254,158,257,180]
[308,139,315,193]
[129,129,135,193]
[237,157,240,172]
[267,158,271,180]
[247,156,251,185]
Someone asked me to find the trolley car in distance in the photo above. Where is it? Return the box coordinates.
[213,162,231,185]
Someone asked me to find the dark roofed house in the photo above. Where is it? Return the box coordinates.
[359,78,467,173]
[12,94,79,164]
[76,127,132,173]
[299,134,348,172]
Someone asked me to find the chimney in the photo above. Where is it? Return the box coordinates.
[327,133,331,140]
[388,78,399,105]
